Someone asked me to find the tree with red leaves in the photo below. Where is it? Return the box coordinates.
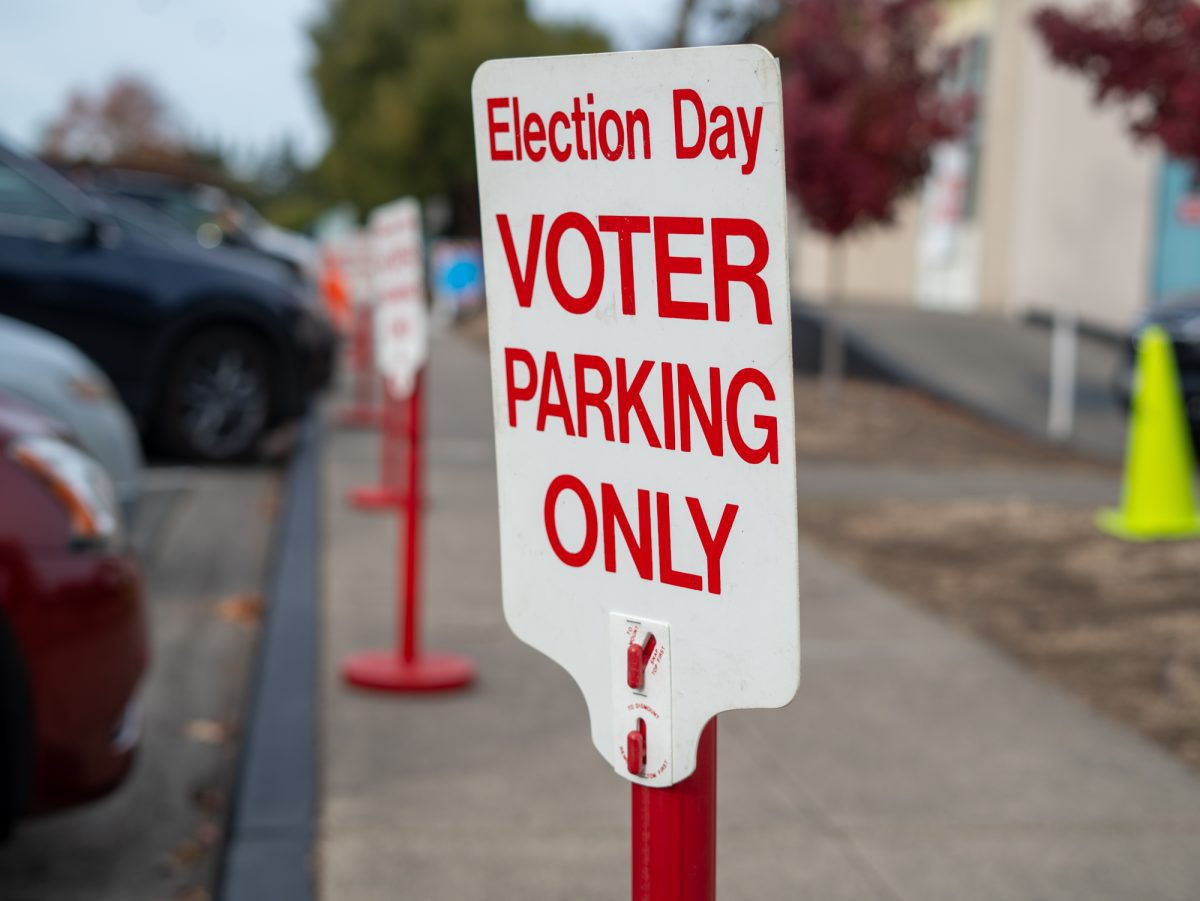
[41,74,187,170]
[779,0,963,397]
[1033,0,1200,178]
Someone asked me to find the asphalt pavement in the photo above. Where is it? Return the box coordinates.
[0,463,280,901]
[318,329,1200,901]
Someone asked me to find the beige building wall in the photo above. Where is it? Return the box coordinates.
[973,0,1022,316]
[790,0,1160,332]
[1002,0,1158,331]
[791,199,920,307]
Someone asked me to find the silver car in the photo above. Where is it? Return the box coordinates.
[0,315,143,520]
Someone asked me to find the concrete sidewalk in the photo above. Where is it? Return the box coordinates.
[319,331,1200,901]
[799,304,1129,462]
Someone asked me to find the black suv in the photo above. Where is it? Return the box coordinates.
[0,144,335,461]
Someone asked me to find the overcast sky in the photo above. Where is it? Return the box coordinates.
[0,0,679,165]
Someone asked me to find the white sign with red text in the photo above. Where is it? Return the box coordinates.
[473,46,799,785]
[330,228,375,307]
[369,197,428,398]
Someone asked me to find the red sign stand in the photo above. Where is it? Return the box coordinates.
[338,307,383,428]
[632,719,717,901]
[348,382,410,511]
[342,370,477,693]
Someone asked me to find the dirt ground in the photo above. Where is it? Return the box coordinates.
[792,376,1200,772]
[799,497,1200,770]
[793,374,1107,470]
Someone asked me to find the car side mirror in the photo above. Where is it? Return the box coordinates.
[76,214,118,249]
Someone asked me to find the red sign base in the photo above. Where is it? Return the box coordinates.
[342,650,476,693]
[347,485,409,510]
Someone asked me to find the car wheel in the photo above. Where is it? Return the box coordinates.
[0,617,33,840]
[161,328,273,462]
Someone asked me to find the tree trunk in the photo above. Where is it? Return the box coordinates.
[671,0,701,47]
[821,238,846,406]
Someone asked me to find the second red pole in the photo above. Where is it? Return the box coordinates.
[400,370,423,664]
[341,368,476,694]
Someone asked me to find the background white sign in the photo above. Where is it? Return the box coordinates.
[329,228,375,308]
[369,197,429,397]
[473,45,799,785]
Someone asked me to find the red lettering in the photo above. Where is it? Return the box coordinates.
[677,365,723,456]
[549,112,571,161]
[546,212,603,314]
[616,358,660,447]
[598,109,623,161]
[524,112,547,162]
[504,347,537,427]
[541,476,736,594]
[727,368,778,464]
[601,483,653,580]
[544,475,597,567]
[656,492,702,591]
[673,89,705,160]
[592,217,648,314]
[626,108,651,160]
[497,214,543,308]
[713,218,771,325]
[598,215,650,315]
[487,97,513,161]
[660,363,677,450]
[654,216,708,321]
[512,96,522,161]
[687,498,739,594]
[537,351,576,435]
[574,354,614,440]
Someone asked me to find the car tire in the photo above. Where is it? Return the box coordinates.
[0,616,33,840]
[160,327,274,462]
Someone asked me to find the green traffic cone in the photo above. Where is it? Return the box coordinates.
[1097,325,1200,541]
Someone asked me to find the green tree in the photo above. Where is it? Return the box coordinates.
[309,0,607,232]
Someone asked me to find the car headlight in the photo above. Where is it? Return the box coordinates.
[9,436,123,547]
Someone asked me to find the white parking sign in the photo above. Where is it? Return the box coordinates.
[369,197,428,397]
[473,45,799,785]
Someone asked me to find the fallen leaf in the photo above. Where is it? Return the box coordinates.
[190,785,224,814]
[167,839,205,867]
[215,592,263,625]
[183,720,236,744]
[195,820,221,847]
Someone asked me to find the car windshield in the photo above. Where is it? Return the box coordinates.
[93,194,197,249]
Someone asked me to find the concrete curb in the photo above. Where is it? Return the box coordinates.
[218,414,322,901]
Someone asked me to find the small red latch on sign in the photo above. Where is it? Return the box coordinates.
[626,718,647,776]
[627,634,657,690]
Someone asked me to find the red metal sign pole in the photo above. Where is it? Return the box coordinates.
[348,379,409,511]
[399,373,423,664]
[342,368,477,693]
[632,718,717,901]
[339,306,383,428]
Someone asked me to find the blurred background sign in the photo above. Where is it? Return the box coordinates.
[430,239,485,321]
[369,197,427,398]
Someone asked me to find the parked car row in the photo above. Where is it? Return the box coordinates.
[0,394,145,837]
[0,140,336,834]
[0,142,336,463]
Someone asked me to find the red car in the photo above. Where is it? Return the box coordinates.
[0,394,146,836]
